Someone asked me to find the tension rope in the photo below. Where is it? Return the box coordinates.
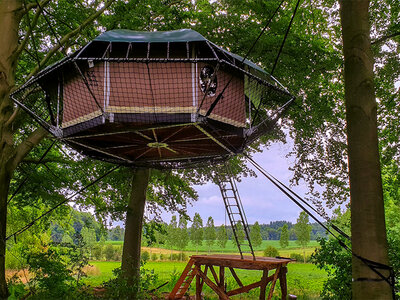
[6,165,120,242]
[202,0,293,118]
[246,156,396,297]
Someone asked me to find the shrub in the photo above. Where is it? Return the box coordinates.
[159,254,165,261]
[180,252,187,261]
[92,244,103,261]
[263,246,279,257]
[151,253,158,261]
[290,253,303,262]
[104,244,115,261]
[5,250,22,270]
[27,247,75,298]
[171,253,179,261]
[113,248,122,261]
[103,260,159,299]
[141,251,150,262]
[311,238,352,299]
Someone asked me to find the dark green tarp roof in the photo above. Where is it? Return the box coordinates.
[95,29,206,43]
[95,29,267,74]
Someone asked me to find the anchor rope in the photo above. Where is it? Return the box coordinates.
[246,156,396,297]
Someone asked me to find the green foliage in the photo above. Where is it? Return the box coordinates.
[92,244,104,261]
[103,261,159,300]
[280,224,290,249]
[141,251,150,263]
[190,213,203,250]
[151,253,158,261]
[233,221,245,246]
[180,252,187,262]
[204,216,216,251]
[104,244,116,261]
[263,246,279,257]
[176,216,189,251]
[311,237,352,300]
[108,226,125,241]
[6,276,26,300]
[250,221,262,248]
[166,216,178,250]
[290,253,304,262]
[216,225,228,249]
[81,226,97,249]
[294,212,312,250]
[25,242,90,299]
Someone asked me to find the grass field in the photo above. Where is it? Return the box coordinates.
[85,260,326,299]
[84,240,326,299]
[106,240,320,255]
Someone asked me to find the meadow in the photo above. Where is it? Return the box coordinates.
[84,240,326,299]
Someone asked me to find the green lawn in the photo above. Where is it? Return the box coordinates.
[106,240,319,253]
[85,259,326,299]
[181,240,320,253]
[85,241,325,298]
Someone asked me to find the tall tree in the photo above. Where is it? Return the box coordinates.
[176,216,189,259]
[250,221,263,248]
[280,224,289,249]
[233,221,245,247]
[340,0,392,298]
[294,211,312,263]
[190,213,203,253]
[204,216,216,253]
[121,168,150,291]
[166,215,178,259]
[216,225,228,249]
[0,1,114,297]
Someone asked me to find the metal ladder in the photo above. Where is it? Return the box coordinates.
[215,165,255,260]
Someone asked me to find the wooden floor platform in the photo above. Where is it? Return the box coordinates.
[168,254,292,300]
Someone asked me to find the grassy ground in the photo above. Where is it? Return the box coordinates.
[85,260,326,299]
[106,240,319,258]
[84,240,325,298]
[106,240,319,253]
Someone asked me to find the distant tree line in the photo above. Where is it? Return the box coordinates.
[51,211,326,248]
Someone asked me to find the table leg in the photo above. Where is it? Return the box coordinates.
[259,269,268,300]
[196,268,202,300]
[280,266,288,300]
[219,266,225,300]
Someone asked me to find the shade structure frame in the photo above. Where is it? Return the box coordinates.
[11,29,294,169]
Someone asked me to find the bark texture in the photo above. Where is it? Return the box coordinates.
[340,1,392,299]
[0,1,23,298]
[121,168,150,288]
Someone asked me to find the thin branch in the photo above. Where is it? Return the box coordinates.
[25,0,115,82]
[4,107,19,127]
[22,158,70,164]
[371,31,400,45]
[22,0,45,14]
[12,127,48,170]
[16,0,52,59]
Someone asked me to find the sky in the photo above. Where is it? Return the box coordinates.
[158,140,312,226]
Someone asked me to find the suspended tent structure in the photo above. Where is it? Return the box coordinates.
[12,29,293,169]
[11,29,299,298]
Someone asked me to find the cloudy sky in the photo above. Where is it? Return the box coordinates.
[160,140,313,226]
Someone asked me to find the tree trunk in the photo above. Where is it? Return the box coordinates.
[340,1,392,299]
[121,168,150,288]
[0,1,24,298]
[0,171,11,299]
